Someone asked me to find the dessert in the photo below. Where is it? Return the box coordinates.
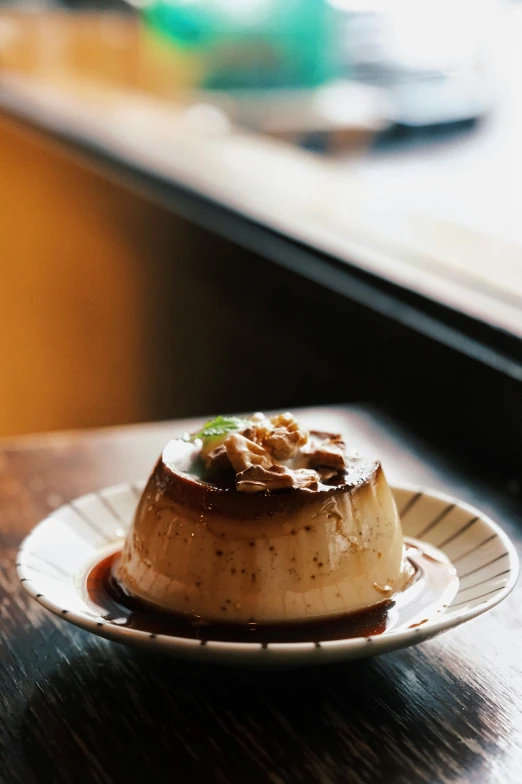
[117,412,413,624]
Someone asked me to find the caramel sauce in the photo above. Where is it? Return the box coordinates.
[86,552,392,643]
[85,540,458,644]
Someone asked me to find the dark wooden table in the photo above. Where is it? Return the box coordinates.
[1,405,521,784]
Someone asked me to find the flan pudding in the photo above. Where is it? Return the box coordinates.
[117,413,412,623]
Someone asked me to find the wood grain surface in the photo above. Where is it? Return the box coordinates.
[1,406,521,784]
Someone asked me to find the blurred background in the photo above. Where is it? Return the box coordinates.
[0,0,520,451]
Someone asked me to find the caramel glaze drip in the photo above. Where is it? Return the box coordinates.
[87,552,392,643]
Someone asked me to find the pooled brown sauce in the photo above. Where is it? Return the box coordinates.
[86,552,393,643]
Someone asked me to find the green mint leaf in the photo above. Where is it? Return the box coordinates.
[192,415,248,441]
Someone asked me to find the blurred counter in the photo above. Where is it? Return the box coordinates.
[0,9,520,439]
[1,9,521,331]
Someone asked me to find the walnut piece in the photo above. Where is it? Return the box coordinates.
[242,422,272,444]
[203,444,231,472]
[223,433,272,473]
[270,412,309,443]
[305,435,347,470]
[236,464,319,494]
[242,412,309,460]
[265,428,303,460]
[316,467,339,482]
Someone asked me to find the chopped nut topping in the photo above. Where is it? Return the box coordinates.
[236,464,319,494]
[326,433,344,444]
[270,412,304,433]
[308,445,345,469]
[316,467,340,482]
[265,429,304,460]
[242,412,309,460]
[203,444,231,472]
[223,433,272,473]
[197,413,347,494]
[304,434,347,471]
[242,423,272,444]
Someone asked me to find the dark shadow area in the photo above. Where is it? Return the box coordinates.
[372,117,481,155]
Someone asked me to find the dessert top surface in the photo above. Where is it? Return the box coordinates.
[160,412,379,501]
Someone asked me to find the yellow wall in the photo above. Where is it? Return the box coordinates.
[0,113,156,436]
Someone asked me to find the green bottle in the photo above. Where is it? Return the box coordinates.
[144,0,334,90]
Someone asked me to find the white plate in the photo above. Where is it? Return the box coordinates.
[17,483,519,666]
